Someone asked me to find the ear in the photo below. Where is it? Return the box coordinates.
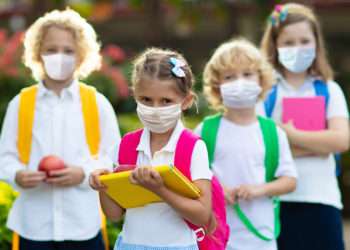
[181,92,195,111]
[75,54,84,69]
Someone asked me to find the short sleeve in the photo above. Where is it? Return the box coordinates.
[193,122,203,136]
[326,81,349,119]
[256,100,267,117]
[190,139,212,181]
[274,127,297,178]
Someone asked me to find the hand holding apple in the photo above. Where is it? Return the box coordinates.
[45,165,85,187]
[38,155,65,177]
[15,170,46,189]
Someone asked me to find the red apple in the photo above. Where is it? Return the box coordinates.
[38,155,65,176]
[113,164,136,173]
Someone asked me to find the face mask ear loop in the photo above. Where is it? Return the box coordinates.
[183,95,199,114]
[193,100,199,114]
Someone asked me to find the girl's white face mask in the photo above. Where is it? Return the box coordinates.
[278,46,316,73]
[41,53,76,81]
[136,101,182,134]
[220,79,262,109]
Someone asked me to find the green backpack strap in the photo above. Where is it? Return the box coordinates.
[201,113,222,166]
[233,116,280,241]
[201,114,281,241]
[258,116,279,182]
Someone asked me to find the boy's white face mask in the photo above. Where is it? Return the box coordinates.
[220,78,262,109]
[41,53,76,81]
[136,101,182,134]
[278,46,316,73]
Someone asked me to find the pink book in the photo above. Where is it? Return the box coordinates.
[282,96,326,131]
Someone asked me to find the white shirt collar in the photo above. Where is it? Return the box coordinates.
[136,121,185,159]
[37,80,80,100]
[276,72,316,91]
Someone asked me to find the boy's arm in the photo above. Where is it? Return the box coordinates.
[235,126,297,200]
[234,176,296,200]
[0,96,27,190]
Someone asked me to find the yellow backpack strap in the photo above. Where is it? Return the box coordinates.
[17,85,38,164]
[100,209,110,250]
[12,233,19,250]
[13,85,38,250]
[79,83,109,250]
[79,83,101,157]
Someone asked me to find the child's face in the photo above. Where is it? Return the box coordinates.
[276,21,316,49]
[40,26,78,60]
[218,67,262,109]
[135,77,192,110]
[219,68,259,86]
[40,26,80,82]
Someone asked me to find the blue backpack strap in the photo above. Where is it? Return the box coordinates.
[313,79,329,108]
[313,80,341,176]
[264,85,278,118]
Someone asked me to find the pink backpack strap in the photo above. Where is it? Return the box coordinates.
[174,129,205,234]
[118,129,143,165]
[174,129,200,181]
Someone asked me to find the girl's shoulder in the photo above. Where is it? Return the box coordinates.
[193,122,203,136]
[325,79,343,93]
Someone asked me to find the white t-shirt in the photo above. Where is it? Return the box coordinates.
[195,117,296,250]
[117,121,212,248]
[256,75,349,209]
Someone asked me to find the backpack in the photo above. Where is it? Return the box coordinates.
[13,83,109,250]
[264,79,342,176]
[201,114,280,241]
[118,128,230,250]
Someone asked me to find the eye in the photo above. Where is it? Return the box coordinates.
[161,98,173,105]
[283,40,294,46]
[64,48,75,54]
[223,74,235,81]
[243,71,253,78]
[139,96,152,104]
[45,48,57,54]
[301,38,311,45]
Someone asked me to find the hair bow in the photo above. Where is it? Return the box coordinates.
[169,57,186,78]
[270,4,288,27]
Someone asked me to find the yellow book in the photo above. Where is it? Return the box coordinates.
[99,165,201,209]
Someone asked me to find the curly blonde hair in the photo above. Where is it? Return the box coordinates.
[23,8,101,80]
[203,38,274,110]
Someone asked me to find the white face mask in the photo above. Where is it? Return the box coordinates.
[136,101,182,134]
[41,53,76,81]
[278,46,316,73]
[220,79,262,109]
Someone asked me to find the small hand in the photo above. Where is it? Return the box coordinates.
[223,186,236,205]
[15,170,46,188]
[46,165,85,187]
[279,120,297,138]
[129,167,164,193]
[234,184,265,201]
[89,169,111,191]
